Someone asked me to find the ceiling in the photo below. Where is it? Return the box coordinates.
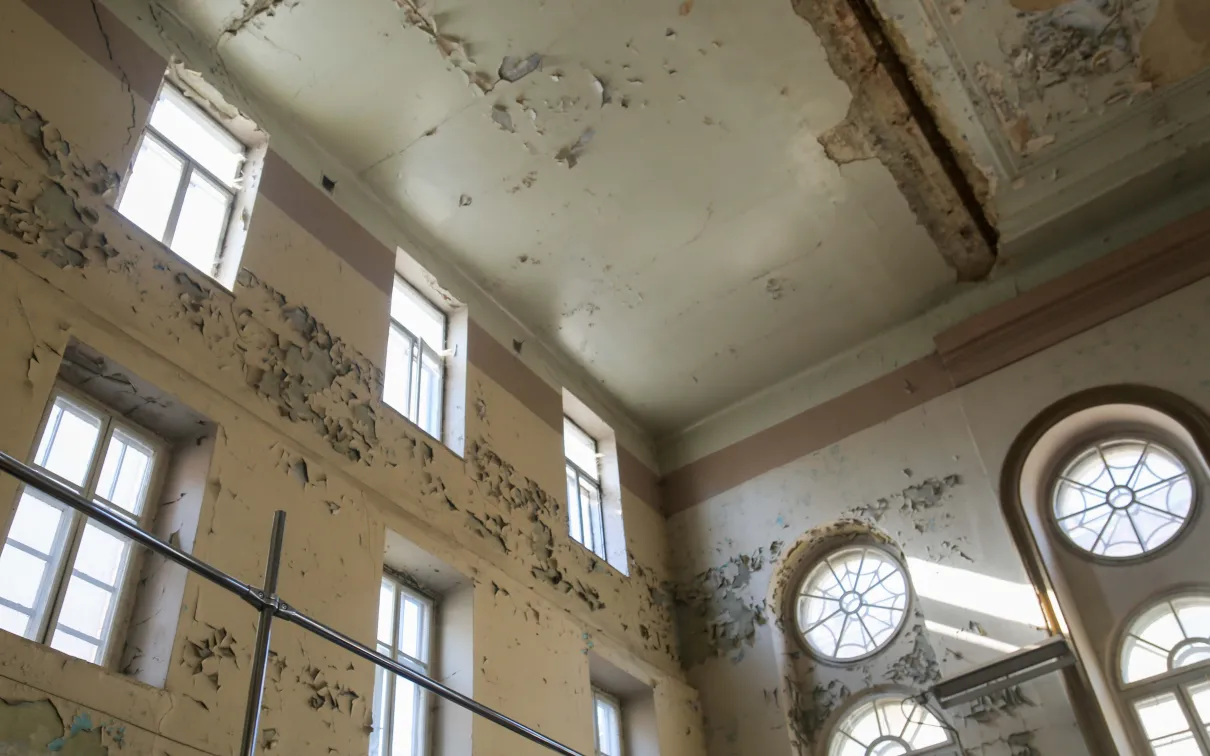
[140,0,1210,441]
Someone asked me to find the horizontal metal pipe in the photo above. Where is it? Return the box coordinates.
[0,450,264,608]
[0,451,583,756]
[277,604,584,756]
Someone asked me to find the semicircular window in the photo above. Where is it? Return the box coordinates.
[1052,438,1194,559]
[1121,595,1210,685]
[795,545,909,662]
[827,694,957,756]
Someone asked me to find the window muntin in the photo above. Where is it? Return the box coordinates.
[384,277,446,439]
[827,694,956,756]
[118,85,245,279]
[371,574,433,756]
[565,418,606,559]
[1122,596,1210,685]
[0,391,159,666]
[593,689,622,756]
[1052,438,1194,559]
[796,546,909,662]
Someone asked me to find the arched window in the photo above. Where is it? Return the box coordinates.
[1052,437,1195,560]
[1120,594,1210,754]
[827,693,957,756]
[795,545,909,662]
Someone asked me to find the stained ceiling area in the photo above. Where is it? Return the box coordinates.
[140,0,1210,439]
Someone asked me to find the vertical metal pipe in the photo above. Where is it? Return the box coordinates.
[239,511,287,756]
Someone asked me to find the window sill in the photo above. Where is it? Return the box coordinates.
[379,399,464,461]
[568,537,629,579]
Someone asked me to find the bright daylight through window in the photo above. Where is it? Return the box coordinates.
[565,418,606,559]
[827,694,956,756]
[0,391,159,665]
[1052,438,1194,559]
[118,85,245,279]
[593,689,622,756]
[796,545,909,662]
[1120,594,1210,755]
[371,574,433,756]
[385,276,446,439]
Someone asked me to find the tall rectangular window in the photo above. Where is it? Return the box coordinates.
[118,85,246,280]
[565,418,606,559]
[0,389,161,666]
[593,689,623,756]
[385,276,446,439]
[371,573,434,756]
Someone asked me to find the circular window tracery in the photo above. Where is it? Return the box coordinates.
[827,694,955,756]
[1052,438,1195,559]
[1121,594,1210,685]
[796,545,909,662]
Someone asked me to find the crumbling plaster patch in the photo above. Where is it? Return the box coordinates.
[0,82,679,680]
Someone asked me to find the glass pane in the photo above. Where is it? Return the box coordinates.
[390,679,420,756]
[73,524,129,588]
[798,547,909,661]
[563,418,599,481]
[117,135,186,242]
[1136,693,1193,743]
[0,604,30,637]
[171,171,231,275]
[0,545,50,610]
[390,278,445,350]
[95,431,154,515]
[35,398,103,487]
[567,468,584,544]
[385,325,416,419]
[56,576,114,639]
[6,493,67,554]
[399,595,424,661]
[377,579,397,646]
[417,348,443,438]
[49,630,99,663]
[1189,680,1210,727]
[369,663,389,756]
[149,87,244,186]
[1122,597,1210,684]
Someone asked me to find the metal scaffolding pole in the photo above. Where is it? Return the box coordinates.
[0,450,583,756]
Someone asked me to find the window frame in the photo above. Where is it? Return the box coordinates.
[1118,591,1210,755]
[564,417,607,560]
[371,571,436,756]
[592,687,623,756]
[1046,432,1199,564]
[116,84,245,279]
[823,690,959,756]
[385,275,447,441]
[0,384,166,668]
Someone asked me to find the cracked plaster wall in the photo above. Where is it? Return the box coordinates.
[0,1,701,753]
[666,270,1210,755]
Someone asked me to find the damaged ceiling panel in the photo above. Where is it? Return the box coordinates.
[876,0,1210,250]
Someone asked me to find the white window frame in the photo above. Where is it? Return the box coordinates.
[565,418,606,560]
[386,276,447,440]
[0,385,164,667]
[592,688,623,756]
[371,572,435,756]
[824,692,959,756]
[118,84,245,279]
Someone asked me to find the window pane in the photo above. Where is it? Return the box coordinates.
[390,278,445,349]
[55,576,114,640]
[118,135,186,242]
[0,604,31,637]
[1136,693,1193,744]
[95,431,154,516]
[369,663,390,756]
[49,630,99,664]
[36,398,103,487]
[1189,680,1210,728]
[0,545,50,610]
[378,579,397,646]
[399,595,424,661]
[149,87,244,187]
[567,467,584,544]
[171,171,231,275]
[73,524,129,588]
[385,325,416,418]
[6,493,67,555]
[417,348,443,438]
[390,680,420,756]
[563,418,598,481]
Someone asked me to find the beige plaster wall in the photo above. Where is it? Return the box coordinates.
[0,0,701,752]
[666,276,1210,755]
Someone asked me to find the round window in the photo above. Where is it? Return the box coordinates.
[795,545,909,662]
[827,693,955,756]
[1052,438,1195,559]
